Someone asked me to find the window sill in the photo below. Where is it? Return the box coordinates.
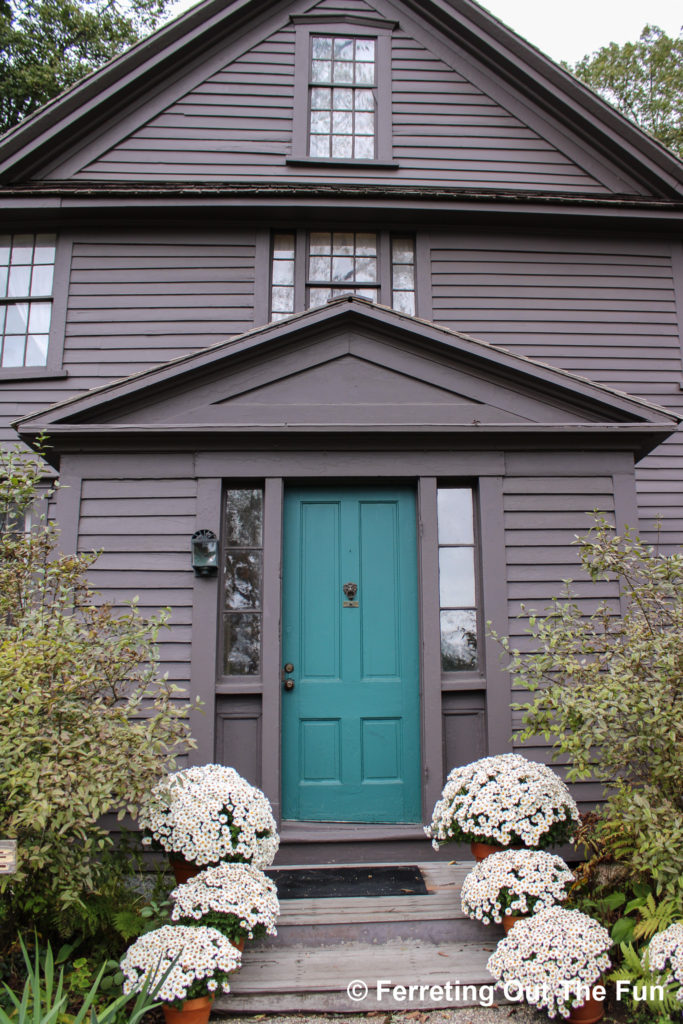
[0,368,68,381]
[286,157,399,169]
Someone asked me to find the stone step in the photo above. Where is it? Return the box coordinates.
[215,939,502,1013]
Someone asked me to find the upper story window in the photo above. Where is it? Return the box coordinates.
[0,233,55,368]
[270,230,415,320]
[290,18,395,166]
[309,36,376,159]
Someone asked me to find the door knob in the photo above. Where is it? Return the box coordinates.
[284,679,295,691]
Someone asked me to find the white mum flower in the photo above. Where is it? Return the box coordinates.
[461,850,573,923]
[120,925,241,1004]
[170,862,280,940]
[645,923,683,1002]
[425,753,579,849]
[139,764,279,868]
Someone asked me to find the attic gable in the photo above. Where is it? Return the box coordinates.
[2,0,679,197]
[16,298,679,459]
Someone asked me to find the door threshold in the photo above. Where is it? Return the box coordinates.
[280,820,425,842]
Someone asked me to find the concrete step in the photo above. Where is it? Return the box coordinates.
[215,939,502,1012]
[212,861,504,1014]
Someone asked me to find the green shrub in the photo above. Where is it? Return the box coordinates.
[495,516,683,899]
[0,445,197,940]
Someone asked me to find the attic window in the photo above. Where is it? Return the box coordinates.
[0,234,55,368]
[309,37,376,159]
[289,20,395,166]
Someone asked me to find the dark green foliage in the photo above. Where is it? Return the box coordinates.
[0,0,174,133]
[567,25,683,157]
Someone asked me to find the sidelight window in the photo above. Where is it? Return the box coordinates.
[0,233,55,368]
[437,487,478,671]
[222,487,264,677]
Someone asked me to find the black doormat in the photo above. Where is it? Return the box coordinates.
[266,864,427,899]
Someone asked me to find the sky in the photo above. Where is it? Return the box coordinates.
[170,0,682,65]
[474,0,682,64]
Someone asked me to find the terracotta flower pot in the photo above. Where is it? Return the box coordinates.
[502,913,526,934]
[170,855,200,884]
[566,987,605,1024]
[470,841,505,861]
[162,995,212,1024]
[232,936,245,951]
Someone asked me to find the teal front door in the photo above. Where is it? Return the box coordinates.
[281,486,421,823]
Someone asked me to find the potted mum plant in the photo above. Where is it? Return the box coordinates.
[461,849,573,932]
[644,922,683,1002]
[170,862,280,950]
[121,924,242,1024]
[425,752,579,860]
[139,763,279,881]
[486,906,611,1023]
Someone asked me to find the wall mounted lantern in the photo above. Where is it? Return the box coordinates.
[191,529,218,576]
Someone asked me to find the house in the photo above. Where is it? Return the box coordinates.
[1,0,682,866]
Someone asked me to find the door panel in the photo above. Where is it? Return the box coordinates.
[282,486,420,823]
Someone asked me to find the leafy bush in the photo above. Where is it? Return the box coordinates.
[0,445,197,940]
[497,516,683,899]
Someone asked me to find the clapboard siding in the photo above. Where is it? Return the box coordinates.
[431,232,683,545]
[63,236,255,384]
[75,13,611,193]
[77,473,197,689]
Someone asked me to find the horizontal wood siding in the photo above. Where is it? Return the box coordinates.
[431,232,683,546]
[75,13,611,193]
[77,470,197,689]
[502,465,618,806]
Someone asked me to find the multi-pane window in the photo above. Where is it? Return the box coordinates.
[222,488,263,676]
[308,231,378,308]
[270,232,416,320]
[309,36,376,159]
[0,234,55,368]
[437,487,478,671]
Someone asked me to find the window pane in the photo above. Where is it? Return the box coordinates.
[28,301,51,334]
[10,236,33,264]
[393,265,414,290]
[273,234,295,259]
[332,255,355,281]
[224,550,262,609]
[354,136,374,159]
[355,256,377,283]
[439,547,476,607]
[25,335,48,366]
[310,232,331,255]
[311,87,331,110]
[309,255,331,280]
[272,259,294,286]
[333,61,354,84]
[355,39,375,61]
[2,336,25,366]
[355,62,374,85]
[34,235,56,263]
[393,290,415,315]
[6,302,28,333]
[438,488,474,544]
[355,90,374,111]
[332,232,354,255]
[355,112,374,135]
[0,238,10,265]
[356,233,377,256]
[392,238,414,264]
[332,110,352,134]
[310,134,329,157]
[440,610,478,671]
[311,60,332,83]
[225,488,263,546]
[312,37,332,59]
[31,264,54,296]
[334,38,353,59]
[0,267,7,297]
[223,613,261,675]
[271,286,294,312]
[309,287,331,308]
[332,135,353,157]
[7,266,30,296]
[332,88,353,110]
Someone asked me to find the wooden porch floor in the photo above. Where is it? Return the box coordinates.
[214,862,503,1013]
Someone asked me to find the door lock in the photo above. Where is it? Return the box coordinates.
[283,678,295,691]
